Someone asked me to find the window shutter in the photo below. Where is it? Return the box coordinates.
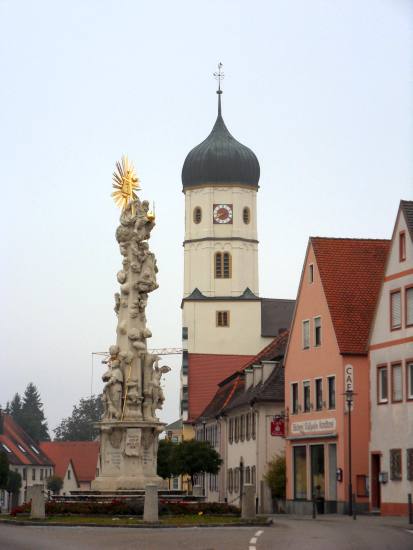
[391,291,401,329]
[407,287,413,326]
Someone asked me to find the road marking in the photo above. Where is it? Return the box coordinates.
[406,530,413,534]
[255,530,264,536]
[249,529,264,549]
[250,537,257,544]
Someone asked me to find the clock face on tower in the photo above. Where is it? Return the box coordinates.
[213,204,233,224]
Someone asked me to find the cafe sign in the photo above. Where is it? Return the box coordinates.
[291,418,336,435]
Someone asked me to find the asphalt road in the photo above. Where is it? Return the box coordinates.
[0,516,412,550]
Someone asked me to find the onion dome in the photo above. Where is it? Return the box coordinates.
[182,92,260,190]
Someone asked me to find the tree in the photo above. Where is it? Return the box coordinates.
[53,395,103,441]
[20,383,50,441]
[174,439,222,490]
[9,393,23,425]
[47,475,63,494]
[264,453,286,500]
[0,452,9,489]
[157,439,180,481]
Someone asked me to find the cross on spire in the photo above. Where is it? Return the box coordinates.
[214,62,224,94]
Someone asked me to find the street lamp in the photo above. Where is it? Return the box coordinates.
[345,389,355,517]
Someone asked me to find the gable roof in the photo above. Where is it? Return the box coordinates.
[311,237,390,355]
[39,441,99,483]
[400,200,413,241]
[0,414,53,467]
[196,331,288,422]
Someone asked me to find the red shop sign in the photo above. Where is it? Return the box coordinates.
[271,416,285,437]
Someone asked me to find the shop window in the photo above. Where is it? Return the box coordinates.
[391,363,403,402]
[377,366,388,403]
[315,379,323,411]
[193,207,202,224]
[291,383,299,414]
[407,449,413,481]
[390,290,401,330]
[390,449,402,481]
[311,445,325,498]
[293,446,307,500]
[314,317,321,346]
[303,381,311,412]
[406,287,413,327]
[327,376,336,409]
[399,231,406,262]
[303,320,310,349]
[356,475,369,497]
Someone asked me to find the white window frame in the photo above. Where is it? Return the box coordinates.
[314,316,322,347]
[407,361,413,400]
[327,375,336,410]
[303,379,311,412]
[314,377,323,410]
[377,365,388,404]
[302,320,310,350]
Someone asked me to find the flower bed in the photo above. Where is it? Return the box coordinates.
[11,500,240,517]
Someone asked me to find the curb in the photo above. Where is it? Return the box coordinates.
[0,518,272,529]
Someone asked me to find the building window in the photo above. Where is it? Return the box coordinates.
[252,412,256,440]
[228,418,234,444]
[292,383,299,414]
[215,252,231,278]
[303,381,311,412]
[182,326,188,340]
[391,363,403,402]
[228,469,233,493]
[390,449,402,481]
[377,366,388,403]
[246,413,251,441]
[234,417,239,443]
[315,379,323,411]
[68,469,71,480]
[303,320,310,349]
[22,468,27,481]
[240,415,245,442]
[406,287,413,327]
[32,469,36,481]
[216,311,230,327]
[251,466,256,488]
[245,466,251,484]
[172,477,179,490]
[327,376,336,409]
[407,361,413,400]
[309,264,314,283]
[390,290,402,330]
[243,207,250,224]
[399,231,406,262]
[314,317,321,347]
[234,468,240,493]
[407,449,413,481]
[193,207,202,224]
[293,446,307,500]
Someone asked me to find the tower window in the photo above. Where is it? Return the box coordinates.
[215,252,231,278]
[193,207,202,224]
[216,311,230,327]
[243,207,250,224]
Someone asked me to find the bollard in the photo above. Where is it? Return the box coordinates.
[241,484,256,520]
[408,494,413,525]
[143,484,159,523]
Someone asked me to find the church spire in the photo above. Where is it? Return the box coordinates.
[214,62,224,117]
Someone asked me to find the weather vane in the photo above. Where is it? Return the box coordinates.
[214,62,224,93]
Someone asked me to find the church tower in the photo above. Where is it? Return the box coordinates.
[180,67,279,421]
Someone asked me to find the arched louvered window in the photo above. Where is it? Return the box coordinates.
[215,252,232,278]
[243,207,250,224]
[193,207,202,224]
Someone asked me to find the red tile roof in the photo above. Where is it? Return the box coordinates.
[188,353,254,421]
[311,237,390,355]
[39,441,99,483]
[0,414,53,467]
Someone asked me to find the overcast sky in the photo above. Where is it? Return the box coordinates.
[0,1,412,434]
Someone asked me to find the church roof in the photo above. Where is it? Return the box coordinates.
[181,93,260,190]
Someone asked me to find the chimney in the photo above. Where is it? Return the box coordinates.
[253,364,263,386]
[262,360,279,383]
[244,368,254,391]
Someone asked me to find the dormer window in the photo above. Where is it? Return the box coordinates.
[399,231,406,262]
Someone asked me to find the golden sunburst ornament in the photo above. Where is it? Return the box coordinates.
[111,155,140,213]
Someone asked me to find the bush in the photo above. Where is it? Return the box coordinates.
[47,475,63,494]
[265,453,286,500]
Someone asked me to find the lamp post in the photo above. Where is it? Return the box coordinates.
[345,389,354,517]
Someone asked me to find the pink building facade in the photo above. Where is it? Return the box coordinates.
[284,237,389,514]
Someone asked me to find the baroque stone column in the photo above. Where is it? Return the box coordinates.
[92,191,169,491]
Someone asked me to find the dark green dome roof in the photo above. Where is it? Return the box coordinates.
[182,94,260,190]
